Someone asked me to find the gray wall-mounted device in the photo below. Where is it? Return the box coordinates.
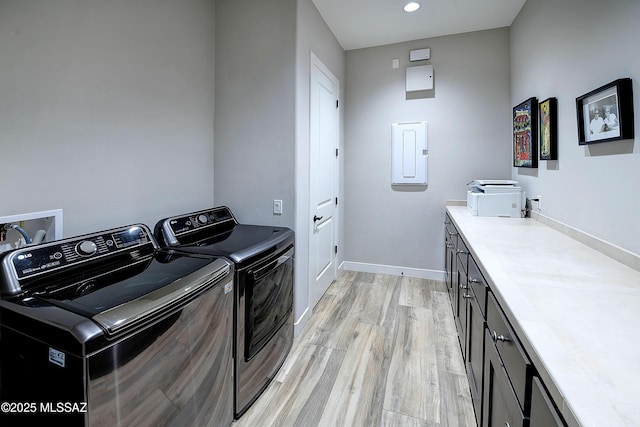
[409,48,430,62]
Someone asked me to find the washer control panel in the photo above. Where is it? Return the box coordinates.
[6,224,153,280]
[164,206,236,239]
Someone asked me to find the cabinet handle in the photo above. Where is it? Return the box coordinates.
[469,278,480,284]
[459,283,468,289]
[463,294,473,299]
[492,331,511,342]
[456,249,468,255]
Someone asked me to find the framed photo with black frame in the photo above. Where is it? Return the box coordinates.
[513,97,538,168]
[539,97,557,160]
[576,78,634,145]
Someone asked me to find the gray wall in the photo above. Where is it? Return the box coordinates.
[344,29,512,275]
[214,0,296,228]
[510,0,640,256]
[295,0,345,331]
[214,0,345,332]
[0,0,216,237]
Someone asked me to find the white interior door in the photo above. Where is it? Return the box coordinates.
[309,53,339,310]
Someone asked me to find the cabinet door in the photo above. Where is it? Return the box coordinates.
[454,238,469,345]
[529,376,565,427]
[445,231,455,293]
[486,293,532,410]
[444,216,458,307]
[456,267,468,354]
[482,329,527,427]
[466,294,485,426]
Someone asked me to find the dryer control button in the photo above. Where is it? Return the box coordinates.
[76,241,97,256]
[197,214,209,225]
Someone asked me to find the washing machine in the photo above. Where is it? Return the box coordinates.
[154,206,294,418]
[0,224,234,426]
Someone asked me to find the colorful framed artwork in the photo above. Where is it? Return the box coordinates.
[513,97,538,168]
[576,78,634,145]
[539,97,557,160]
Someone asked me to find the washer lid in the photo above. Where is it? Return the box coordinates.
[35,252,228,321]
[91,255,231,336]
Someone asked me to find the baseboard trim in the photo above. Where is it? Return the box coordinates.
[341,261,445,281]
[293,306,311,337]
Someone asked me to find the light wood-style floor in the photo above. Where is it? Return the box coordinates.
[233,271,477,427]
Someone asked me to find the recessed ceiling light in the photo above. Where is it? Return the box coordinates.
[404,2,421,12]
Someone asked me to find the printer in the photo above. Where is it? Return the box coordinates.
[467,180,525,218]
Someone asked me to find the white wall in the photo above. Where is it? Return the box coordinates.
[213,0,296,228]
[0,0,216,237]
[295,0,345,332]
[510,0,640,256]
[344,29,512,275]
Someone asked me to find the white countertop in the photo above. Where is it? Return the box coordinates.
[446,206,640,427]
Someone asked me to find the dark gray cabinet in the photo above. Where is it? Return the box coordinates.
[483,292,532,426]
[485,292,532,410]
[444,214,457,303]
[529,377,565,427]
[465,258,487,426]
[445,217,485,424]
[482,327,527,427]
[455,235,469,347]
[444,214,567,427]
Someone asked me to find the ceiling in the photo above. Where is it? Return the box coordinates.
[311,0,527,51]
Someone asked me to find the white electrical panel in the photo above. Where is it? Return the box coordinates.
[391,122,428,185]
[406,65,434,92]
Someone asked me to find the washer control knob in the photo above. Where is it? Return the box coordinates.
[197,214,208,225]
[76,240,97,256]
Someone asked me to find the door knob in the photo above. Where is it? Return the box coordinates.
[313,215,323,222]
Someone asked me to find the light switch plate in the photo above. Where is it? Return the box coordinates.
[273,200,283,215]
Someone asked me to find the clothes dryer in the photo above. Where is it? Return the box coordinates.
[155,207,294,418]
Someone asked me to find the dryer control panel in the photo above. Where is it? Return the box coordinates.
[157,206,236,246]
